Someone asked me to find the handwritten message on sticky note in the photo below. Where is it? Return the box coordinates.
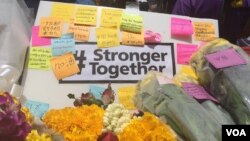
[32,26,51,46]
[171,17,193,36]
[194,22,215,41]
[182,82,218,103]
[39,17,63,37]
[100,8,123,28]
[120,14,143,33]
[118,86,136,110]
[74,26,90,42]
[205,48,247,69]
[51,38,75,56]
[177,43,198,65]
[156,76,174,85]
[28,48,52,70]
[50,53,80,80]
[25,100,49,118]
[96,28,120,48]
[122,31,144,46]
[90,85,105,100]
[74,6,97,26]
[51,3,75,22]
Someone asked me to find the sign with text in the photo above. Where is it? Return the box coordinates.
[60,43,175,83]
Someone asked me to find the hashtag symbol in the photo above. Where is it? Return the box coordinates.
[74,50,87,74]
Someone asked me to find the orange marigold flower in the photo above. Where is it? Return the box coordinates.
[118,112,177,141]
[43,105,104,141]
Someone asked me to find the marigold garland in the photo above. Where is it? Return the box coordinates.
[26,130,51,141]
[43,105,104,141]
[118,112,177,141]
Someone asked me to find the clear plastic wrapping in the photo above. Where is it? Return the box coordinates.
[134,72,222,141]
[190,38,250,124]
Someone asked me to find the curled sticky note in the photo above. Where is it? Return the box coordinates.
[144,30,161,43]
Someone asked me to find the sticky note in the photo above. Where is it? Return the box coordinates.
[51,38,75,56]
[89,85,105,100]
[39,17,63,37]
[118,86,136,110]
[100,8,123,28]
[193,22,215,41]
[96,28,120,48]
[25,100,49,118]
[144,30,162,43]
[156,76,174,85]
[28,48,52,70]
[50,52,80,80]
[74,6,97,26]
[205,48,247,69]
[74,26,90,42]
[120,14,143,33]
[171,17,193,36]
[32,26,51,46]
[122,31,144,46]
[177,43,198,65]
[51,3,75,22]
[182,82,218,103]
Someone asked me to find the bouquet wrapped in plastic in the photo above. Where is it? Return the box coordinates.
[190,38,250,124]
[134,72,221,141]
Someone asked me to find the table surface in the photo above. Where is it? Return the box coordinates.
[21,1,219,109]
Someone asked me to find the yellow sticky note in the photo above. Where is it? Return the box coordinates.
[51,3,75,22]
[74,6,97,26]
[39,17,63,37]
[122,31,144,46]
[28,48,52,70]
[120,14,143,33]
[67,18,75,33]
[96,28,120,48]
[50,53,80,80]
[118,86,136,110]
[193,22,216,41]
[100,8,123,28]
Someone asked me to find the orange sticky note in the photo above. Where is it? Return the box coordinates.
[67,21,90,42]
[50,53,80,80]
[39,17,63,37]
[96,28,120,48]
[193,22,215,41]
[74,6,97,26]
[122,31,144,46]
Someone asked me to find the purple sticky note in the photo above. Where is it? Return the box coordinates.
[171,17,194,36]
[177,43,198,65]
[32,26,51,46]
[182,82,218,103]
[205,48,247,69]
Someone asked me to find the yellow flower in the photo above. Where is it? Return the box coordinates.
[43,105,104,141]
[118,112,177,141]
[26,130,51,141]
[21,106,34,125]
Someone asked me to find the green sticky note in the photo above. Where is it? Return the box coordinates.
[28,47,52,70]
[120,14,143,33]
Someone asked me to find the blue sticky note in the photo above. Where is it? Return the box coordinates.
[51,37,75,56]
[25,100,49,118]
[89,85,105,100]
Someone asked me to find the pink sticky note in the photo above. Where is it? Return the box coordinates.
[32,26,51,46]
[177,43,198,65]
[156,76,174,85]
[205,48,247,69]
[182,82,218,103]
[171,17,194,36]
[144,30,161,43]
